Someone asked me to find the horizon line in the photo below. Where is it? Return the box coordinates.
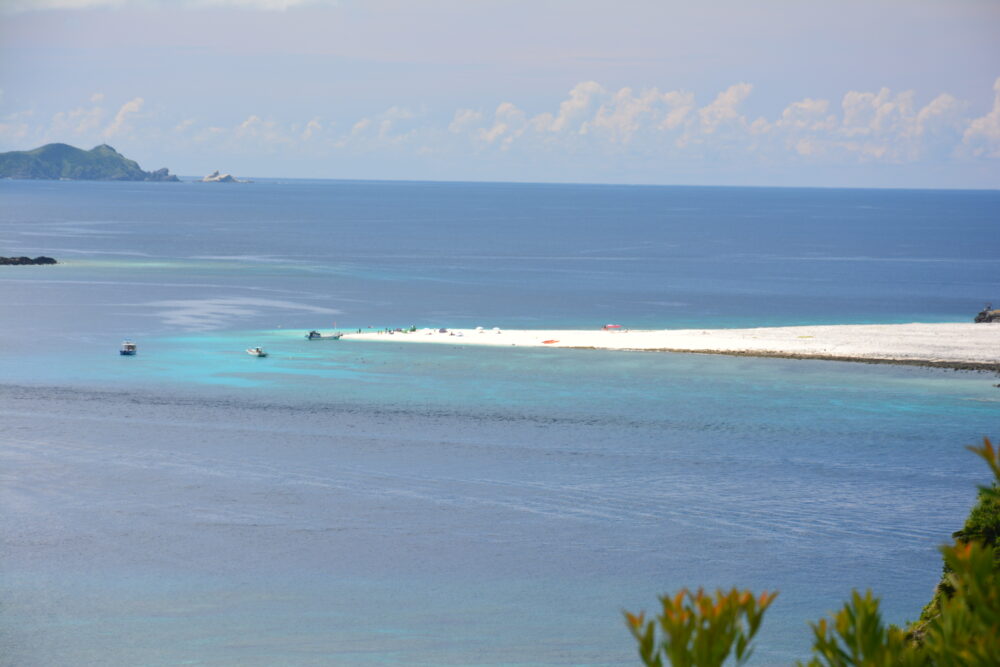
[157,174,1000,193]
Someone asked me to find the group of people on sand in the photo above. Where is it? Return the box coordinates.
[373,326,418,334]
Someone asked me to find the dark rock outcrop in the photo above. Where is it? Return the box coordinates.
[974,305,1000,323]
[0,143,179,182]
[146,167,178,182]
[0,256,57,265]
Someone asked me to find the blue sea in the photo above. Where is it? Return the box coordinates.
[1,179,998,665]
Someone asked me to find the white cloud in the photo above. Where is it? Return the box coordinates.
[0,109,33,144]
[173,118,196,133]
[450,85,702,153]
[51,103,104,136]
[449,108,484,134]
[541,81,605,133]
[228,114,299,153]
[775,98,833,131]
[827,88,966,161]
[793,138,820,157]
[350,117,371,135]
[963,77,1000,158]
[698,82,753,134]
[334,107,421,149]
[4,80,998,177]
[726,86,967,163]
[102,97,143,139]
[841,87,907,137]
[433,80,981,166]
[437,79,1000,168]
[477,102,526,148]
[913,93,962,136]
[376,106,414,140]
[236,114,262,134]
[659,91,696,131]
[583,87,693,144]
[2,94,154,147]
[300,116,322,140]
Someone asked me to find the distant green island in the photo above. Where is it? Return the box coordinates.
[0,143,178,181]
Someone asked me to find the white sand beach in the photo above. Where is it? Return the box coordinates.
[343,323,1000,369]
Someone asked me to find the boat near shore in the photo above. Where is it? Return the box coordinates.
[974,304,999,323]
[305,330,343,340]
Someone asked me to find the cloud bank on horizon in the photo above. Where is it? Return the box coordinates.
[1,0,998,187]
[3,79,998,183]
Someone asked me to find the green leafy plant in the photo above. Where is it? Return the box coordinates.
[626,438,999,666]
[921,539,1000,664]
[624,587,777,667]
[911,437,1000,634]
[799,589,923,666]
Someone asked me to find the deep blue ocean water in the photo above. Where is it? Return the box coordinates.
[1,179,998,665]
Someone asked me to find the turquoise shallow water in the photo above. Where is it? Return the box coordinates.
[3,341,997,665]
[1,179,999,665]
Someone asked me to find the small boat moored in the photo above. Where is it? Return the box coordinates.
[247,347,268,357]
[119,340,137,356]
[305,330,343,340]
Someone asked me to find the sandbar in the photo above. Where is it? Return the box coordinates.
[342,323,1000,371]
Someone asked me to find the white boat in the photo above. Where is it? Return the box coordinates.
[247,347,268,357]
[119,340,137,356]
[305,330,343,340]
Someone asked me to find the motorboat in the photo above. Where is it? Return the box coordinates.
[247,347,268,357]
[119,340,137,356]
[305,330,343,340]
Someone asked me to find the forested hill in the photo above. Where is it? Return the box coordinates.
[0,143,179,181]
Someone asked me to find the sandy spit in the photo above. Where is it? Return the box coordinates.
[341,323,1000,371]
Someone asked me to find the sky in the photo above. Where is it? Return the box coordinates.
[1,0,999,188]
